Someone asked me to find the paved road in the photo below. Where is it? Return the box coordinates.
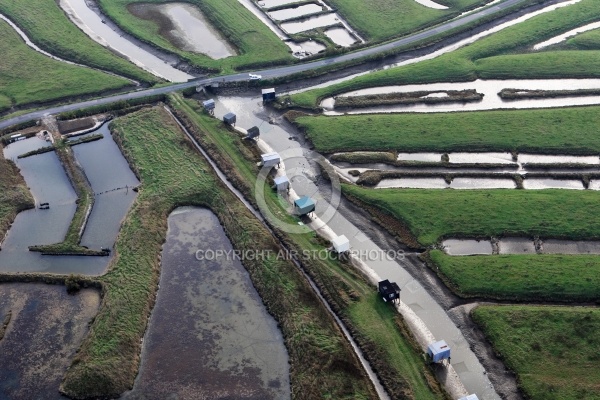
[0,0,529,130]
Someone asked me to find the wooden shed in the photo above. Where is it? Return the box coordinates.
[246,126,260,140]
[378,279,400,303]
[262,88,276,102]
[332,235,350,253]
[261,152,281,168]
[294,196,315,216]
[274,175,290,192]
[223,112,236,125]
[427,340,451,363]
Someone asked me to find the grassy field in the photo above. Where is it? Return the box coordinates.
[0,21,132,114]
[294,105,600,153]
[0,158,34,239]
[430,250,600,302]
[98,0,292,73]
[327,0,488,42]
[0,0,156,84]
[567,28,600,50]
[168,94,445,400]
[61,106,377,399]
[289,0,600,108]
[343,186,600,246]
[472,305,600,399]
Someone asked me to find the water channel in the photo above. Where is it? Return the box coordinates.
[321,78,600,114]
[59,0,193,82]
[443,238,600,255]
[210,93,499,399]
[0,283,100,399]
[0,124,138,275]
[122,207,290,399]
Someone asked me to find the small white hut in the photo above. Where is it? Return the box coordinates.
[261,152,281,168]
[274,175,289,192]
[332,235,350,253]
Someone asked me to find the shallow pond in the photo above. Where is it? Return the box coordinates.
[542,239,600,254]
[0,283,100,399]
[0,125,138,275]
[443,239,493,255]
[268,3,324,21]
[498,237,536,254]
[285,39,326,57]
[324,27,357,47]
[281,12,340,34]
[129,2,236,59]
[123,207,290,399]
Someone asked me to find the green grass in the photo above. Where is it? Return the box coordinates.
[289,0,600,108]
[0,158,34,238]
[98,0,293,73]
[0,20,132,113]
[328,0,488,42]
[295,105,600,153]
[430,250,600,302]
[0,0,156,84]
[61,106,377,399]
[472,305,600,399]
[567,28,600,50]
[169,94,445,400]
[343,186,600,246]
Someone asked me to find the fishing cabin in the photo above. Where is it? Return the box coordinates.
[246,126,260,140]
[274,175,290,192]
[378,279,400,303]
[427,340,451,364]
[223,112,236,126]
[261,152,281,168]
[294,196,315,216]
[332,235,350,253]
[262,88,276,102]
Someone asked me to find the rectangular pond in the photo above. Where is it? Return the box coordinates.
[122,207,290,399]
[268,4,324,21]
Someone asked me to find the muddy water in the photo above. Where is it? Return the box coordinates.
[451,177,515,189]
[397,152,444,162]
[392,152,597,165]
[281,13,340,34]
[237,0,290,40]
[519,154,600,164]
[543,239,600,254]
[59,0,193,82]
[377,177,448,189]
[522,178,584,189]
[210,94,499,399]
[534,21,600,49]
[324,27,357,47]
[449,152,514,164]
[0,283,100,399]
[129,2,236,59]
[498,237,536,254]
[268,4,324,21]
[322,78,600,114]
[285,39,326,57]
[443,239,493,255]
[123,207,290,399]
[375,177,515,189]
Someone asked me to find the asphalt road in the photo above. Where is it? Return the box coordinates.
[0,0,529,130]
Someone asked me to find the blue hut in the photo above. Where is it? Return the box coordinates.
[427,340,451,363]
[202,99,215,110]
[294,196,315,216]
[262,88,276,102]
[223,112,236,125]
[274,175,290,192]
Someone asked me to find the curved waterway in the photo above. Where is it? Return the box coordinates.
[414,0,449,10]
[0,283,100,399]
[0,124,138,275]
[534,20,600,49]
[59,0,193,82]
[321,78,600,114]
[122,207,290,399]
[210,94,500,399]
